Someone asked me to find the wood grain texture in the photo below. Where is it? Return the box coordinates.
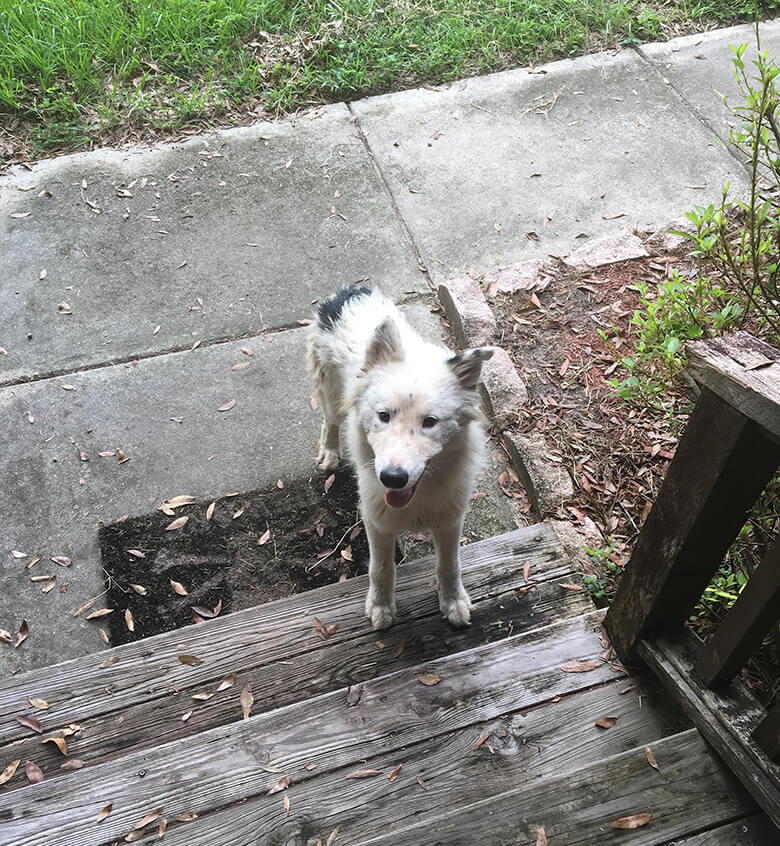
[695,535,780,687]
[147,676,692,846]
[0,611,614,846]
[604,388,780,659]
[662,816,778,845]
[639,631,780,829]
[360,729,758,846]
[753,703,780,761]
[687,332,780,443]
[0,524,569,746]
[0,577,591,785]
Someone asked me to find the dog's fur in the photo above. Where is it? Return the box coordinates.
[307,286,493,630]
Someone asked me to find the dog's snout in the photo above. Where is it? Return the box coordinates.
[379,467,409,489]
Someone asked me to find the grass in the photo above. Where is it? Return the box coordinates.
[0,0,776,159]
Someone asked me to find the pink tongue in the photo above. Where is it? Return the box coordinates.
[386,488,413,508]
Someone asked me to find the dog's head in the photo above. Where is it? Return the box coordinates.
[350,317,493,509]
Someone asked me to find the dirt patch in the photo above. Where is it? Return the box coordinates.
[99,472,371,646]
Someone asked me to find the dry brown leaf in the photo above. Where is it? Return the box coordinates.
[134,808,164,829]
[42,736,67,755]
[283,793,290,816]
[216,674,236,692]
[100,656,119,669]
[165,516,189,531]
[86,608,113,619]
[26,555,41,569]
[124,609,135,632]
[537,827,548,846]
[161,495,195,511]
[178,653,203,666]
[314,617,339,641]
[218,399,236,412]
[50,555,71,567]
[560,582,584,591]
[95,802,113,822]
[130,583,147,595]
[611,813,652,830]
[14,620,29,648]
[257,528,271,546]
[595,716,617,729]
[28,697,48,710]
[345,769,382,779]
[60,759,85,771]
[267,775,291,795]
[170,580,188,596]
[340,545,353,562]
[0,760,21,786]
[180,710,193,723]
[16,714,42,733]
[523,561,531,582]
[387,763,403,781]
[240,685,254,720]
[98,628,110,644]
[125,832,145,842]
[73,598,97,617]
[559,357,570,377]
[11,550,27,559]
[416,776,427,790]
[232,507,244,520]
[192,691,214,701]
[645,747,659,770]
[191,605,215,619]
[241,346,253,356]
[276,479,284,489]
[24,760,44,784]
[560,660,601,673]
[174,812,198,822]
[417,673,441,686]
[324,474,335,493]
[474,732,491,750]
[205,501,216,521]
[0,628,12,644]
[231,362,250,371]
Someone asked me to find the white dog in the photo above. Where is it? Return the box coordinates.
[307,286,493,630]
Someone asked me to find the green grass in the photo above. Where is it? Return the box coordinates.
[0,0,776,157]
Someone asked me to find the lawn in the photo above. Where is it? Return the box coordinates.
[0,0,774,159]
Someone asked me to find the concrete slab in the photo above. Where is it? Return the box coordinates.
[0,302,516,675]
[0,105,425,385]
[639,19,780,146]
[351,48,749,281]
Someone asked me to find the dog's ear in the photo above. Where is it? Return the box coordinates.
[447,347,494,389]
[364,318,403,370]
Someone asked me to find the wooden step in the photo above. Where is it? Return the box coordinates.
[0,522,588,785]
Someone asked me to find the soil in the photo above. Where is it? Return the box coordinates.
[100,471,374,646]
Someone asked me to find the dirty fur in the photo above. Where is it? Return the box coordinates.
[307,286,493,630]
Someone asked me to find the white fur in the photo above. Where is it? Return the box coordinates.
[307,288,493,630]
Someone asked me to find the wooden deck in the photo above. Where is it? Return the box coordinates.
[0,521,776,845]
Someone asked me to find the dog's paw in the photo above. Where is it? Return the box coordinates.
[365,594,396,630]
[440,592,473,627]
[317,448,340,472]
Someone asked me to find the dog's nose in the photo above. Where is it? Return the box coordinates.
[380,467,409,489]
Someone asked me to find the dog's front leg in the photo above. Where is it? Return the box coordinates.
[432,522,472,626]
[364,521,396,630]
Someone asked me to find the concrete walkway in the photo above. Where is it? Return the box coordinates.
[1,20,776,675]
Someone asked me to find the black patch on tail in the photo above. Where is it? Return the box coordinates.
[317,285,372,331]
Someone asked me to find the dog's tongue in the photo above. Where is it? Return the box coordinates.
[385,487,413,509]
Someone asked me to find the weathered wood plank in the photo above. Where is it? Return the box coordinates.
[639,630,780,830]
[0,611,616,846]
[0,523,572,745]
[138,676,692,846]
[663,815,779,845]
[358,730,757,846]
[687,332,780,443]
[753,702,780,762]
[604,387,780,659]
[0,577,591,785]
[695,535,780,687]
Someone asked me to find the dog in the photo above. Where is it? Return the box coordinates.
[307,285,493,630]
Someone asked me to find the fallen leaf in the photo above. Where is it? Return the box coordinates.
[26,555,41,569]
[387,763,403,781]
[127,550,146,559]
[178,654,203,666]
[324,474,336,493]
[14,620,29,648]
[560,583,584,591]
[181,710,193,722]
[417,673,441,686]
[416,776,427,790]
[277,479,284,489]
[232,362,250,371]
[98,629,110,644]
[0,629,12,643]
[100,656,119,669]
[130,583,147,595]
[475,732,492,750]
[42,736,67,755]
[218,399,236,412]
[217,674,236,692]
[134,808,164,829]
[0,760,21,785]
[158,818,168,838]
[24,760,44,784]
[60,759,85,771]
[559,357,570,377]
[560,660,601,673]
[595,716,617,729]
[611,813,652,830]
[16,714,42,733]
[160,494,194,509]
[537,827,548,846]
[283,793,290,815]
[257,528,271,546]
[50,555,71,567]
[240,685,254,719]
[191,605,216,619]
[125,832,145,842]
[125,609,135,632]
[192,691,214,701]
[232,507,244,520]
[11,550,27,559]
[340,545,353,562]
[205,502,216,521]
[267,775,291,795]
[314,617,339,640]
[645,747,659,770]
[28,697,48,710]
[523,561,531,582]
[86,608,113,619]
[241,346,253,356]
[345,769,382,779]
[170,580,188,596]
[174,812,198,822]
[165,516,189,531]
[96,803,113,822]
[73,598,97,617]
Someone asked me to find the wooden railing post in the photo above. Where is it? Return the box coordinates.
[603,387,780,661]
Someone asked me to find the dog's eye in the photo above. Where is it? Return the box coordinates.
[422,416,439,429]
[377,411,390,423]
